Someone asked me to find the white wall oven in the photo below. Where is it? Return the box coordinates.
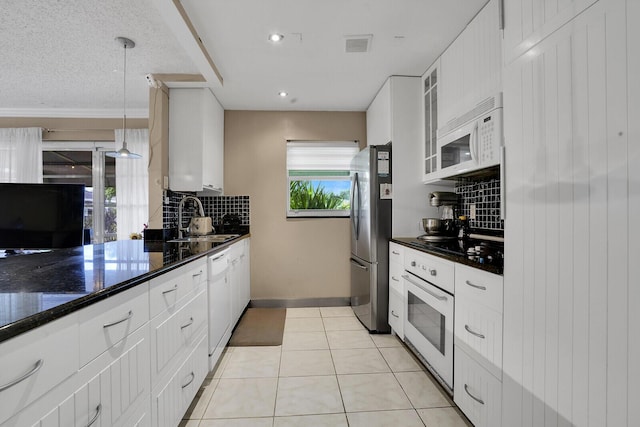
[402,251,454,392]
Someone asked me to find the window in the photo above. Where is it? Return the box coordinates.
[42,141,117,243]
[286,140,360,218]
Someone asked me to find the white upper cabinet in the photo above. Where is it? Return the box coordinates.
[366,76,428,236]
[422,60,440,182]
[169,88,224,194]
[439,0,502,128]
[503,0,599,64]
[366,79,392,146]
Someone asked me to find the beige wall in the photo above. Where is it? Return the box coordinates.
[224,111,366,301]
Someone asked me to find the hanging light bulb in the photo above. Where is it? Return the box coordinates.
[107,37,141,159]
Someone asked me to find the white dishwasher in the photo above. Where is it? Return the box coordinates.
[208,248,230,370]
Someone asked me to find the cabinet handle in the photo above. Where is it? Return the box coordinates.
[181,317,194,329]
[0,359,44,392]
[210,252,227,261]
[162,284,178,295]
[103,310,133,328]
[192,270,203,278]
[464,384,485,405]
[465,324,485,339]
[391,276,400,282]
[181,372,195,389]
[86,404,102,427]
[391,310,399,318]
[465,280,486,291]
[392,251,400,255]
[428,268,437,276]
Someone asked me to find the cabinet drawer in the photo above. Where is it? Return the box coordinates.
[152,333,208,427]
[150,289,208,384]
[388,287,404,339]
[404,248,455,294]
[78,283,150,367]
[454,298,502,379]
[388,261,404,295]
[150,259,206,319]
[454,345,502,427]
[389,242,404,265]
[0,315,78,425]
[455,264,503,313]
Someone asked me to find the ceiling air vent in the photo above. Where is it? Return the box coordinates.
[344,35,372,53]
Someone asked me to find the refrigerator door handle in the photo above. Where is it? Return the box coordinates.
[354,173,361,240]
[350,257,369,271]
[351,173,357,237]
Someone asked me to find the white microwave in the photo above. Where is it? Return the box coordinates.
[437,95,503,177]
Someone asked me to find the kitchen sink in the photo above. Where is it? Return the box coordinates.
[167,234,240,243]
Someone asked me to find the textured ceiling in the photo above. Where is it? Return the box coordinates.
[0,0,489,115]
[0,0,198,117]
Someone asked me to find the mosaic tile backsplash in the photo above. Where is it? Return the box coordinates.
[454,177,503,231]
[163,190,250,231]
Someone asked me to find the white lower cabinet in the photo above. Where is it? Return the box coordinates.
[229,239,250,326]
[388,242,405,339]
[388,288,403,338]
[454,345,502,427]
[453,263,504,427]
[151,334,208,427]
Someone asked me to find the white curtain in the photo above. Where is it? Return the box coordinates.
[0,127,43,183]
[115,129,149,240]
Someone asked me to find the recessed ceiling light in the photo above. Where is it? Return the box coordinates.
[268,33,284,42]
[278,91,288,97]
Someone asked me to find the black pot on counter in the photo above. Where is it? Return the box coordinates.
[219,213,241,233]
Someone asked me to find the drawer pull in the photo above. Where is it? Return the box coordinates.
[391,310,399,318]
[86,403,102,427]
[0,359,44,392]
[192,270,203,278]
[103,310,133,328]
[181,317,194,329]
[465,280,486,291]
[182,372,195,389]
[162,284,178,295]
[464,384,485,405]
[391,276,400,282]
[210,253,226,261]
[465,324,485,339]
[392,251,400,255]
[428,268,437,276]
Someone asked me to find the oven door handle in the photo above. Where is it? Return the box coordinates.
[402,274,448,301]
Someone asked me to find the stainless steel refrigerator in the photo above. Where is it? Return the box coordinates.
[350,144,392,333]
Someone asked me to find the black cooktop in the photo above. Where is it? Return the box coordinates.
[401,235,504,274]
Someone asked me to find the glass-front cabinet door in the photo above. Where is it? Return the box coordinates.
[422,60,439,182]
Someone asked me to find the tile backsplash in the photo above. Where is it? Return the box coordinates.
[163,190,250,231]
[454,177,503,231]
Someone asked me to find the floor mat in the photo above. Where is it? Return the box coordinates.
[228,308,286,346]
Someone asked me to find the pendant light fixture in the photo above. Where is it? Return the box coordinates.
[107,36,141,159]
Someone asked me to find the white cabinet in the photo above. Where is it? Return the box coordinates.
[453,263,503,427]
[0,315,78,425]
[151,334,208,427]
[422,60,440,181]
[78,281,149,367]
[229,238,251,326]
[503,0,598,64]
[502,0,637,425]
[208,248,231,369]
[439,0,502,128]
[388,242,405,338]
[367,76,428,236]
[169,88,224,194]
[454,345,502,427]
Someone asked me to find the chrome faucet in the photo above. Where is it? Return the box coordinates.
[178,196,205,238]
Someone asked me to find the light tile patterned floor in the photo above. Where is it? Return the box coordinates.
[180,307,472,427]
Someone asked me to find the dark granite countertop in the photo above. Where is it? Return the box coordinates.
[391,237,504,275]
[0,231,250,344]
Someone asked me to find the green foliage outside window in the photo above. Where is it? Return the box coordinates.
[289,180,350,210]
